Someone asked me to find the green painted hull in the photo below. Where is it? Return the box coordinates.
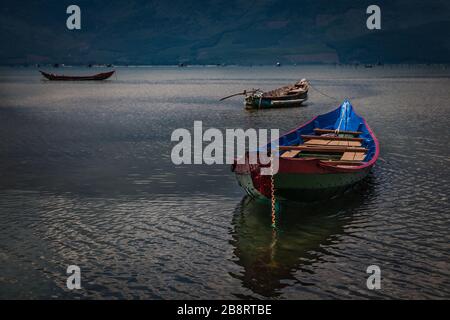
[235,169,370,201]
[245,94,308,109]
[273,170,369,200]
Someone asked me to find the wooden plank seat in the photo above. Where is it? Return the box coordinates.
[314,128,362,136]
[302,134,362,148]
[304,139,330,145]
[341,152,366,161]
[280,136,367,160]
[301,134,363,142]
[279,145,368,153]
[305,139,361,147]
[281,150,301,158]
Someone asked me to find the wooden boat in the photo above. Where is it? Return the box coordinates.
[40,70,115,81]
[244,79,309,109]
[232,100,379,201]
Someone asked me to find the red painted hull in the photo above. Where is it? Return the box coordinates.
[40,70,115,81]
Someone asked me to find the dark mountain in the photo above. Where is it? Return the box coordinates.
[1,0,449,65]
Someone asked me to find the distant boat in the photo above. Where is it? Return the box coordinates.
[276,62,281,67]
[364,64,373,68]
[40,70,115,81]
[244,79,309,109]
[232,100,379,201]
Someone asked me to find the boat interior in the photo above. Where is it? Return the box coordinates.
[265,102,377,168]
[263,79,309,98]
[280,129,367,167]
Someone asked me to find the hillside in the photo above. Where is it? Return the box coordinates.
[1,0,450,65]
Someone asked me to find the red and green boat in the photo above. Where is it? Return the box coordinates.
[232,100,379,201]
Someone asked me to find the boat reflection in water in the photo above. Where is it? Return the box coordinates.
[229,178,375,298]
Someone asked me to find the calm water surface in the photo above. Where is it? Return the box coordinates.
[0,66,449,299]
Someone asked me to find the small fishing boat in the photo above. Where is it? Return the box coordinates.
[244,79,309,109]
[232,100,379,201]
[39,70,115,81]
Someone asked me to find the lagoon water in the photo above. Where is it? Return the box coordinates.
[0,66,449,299]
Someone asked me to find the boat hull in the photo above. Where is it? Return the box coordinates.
[234,163,371,201]
[40,70,115,81]
[245,92,308,109]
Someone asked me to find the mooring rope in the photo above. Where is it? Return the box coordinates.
[309,82,345,134]
[270,153,277,228]
[308,82,340,102]
[335,103,346,134]
[269,152,278,263]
